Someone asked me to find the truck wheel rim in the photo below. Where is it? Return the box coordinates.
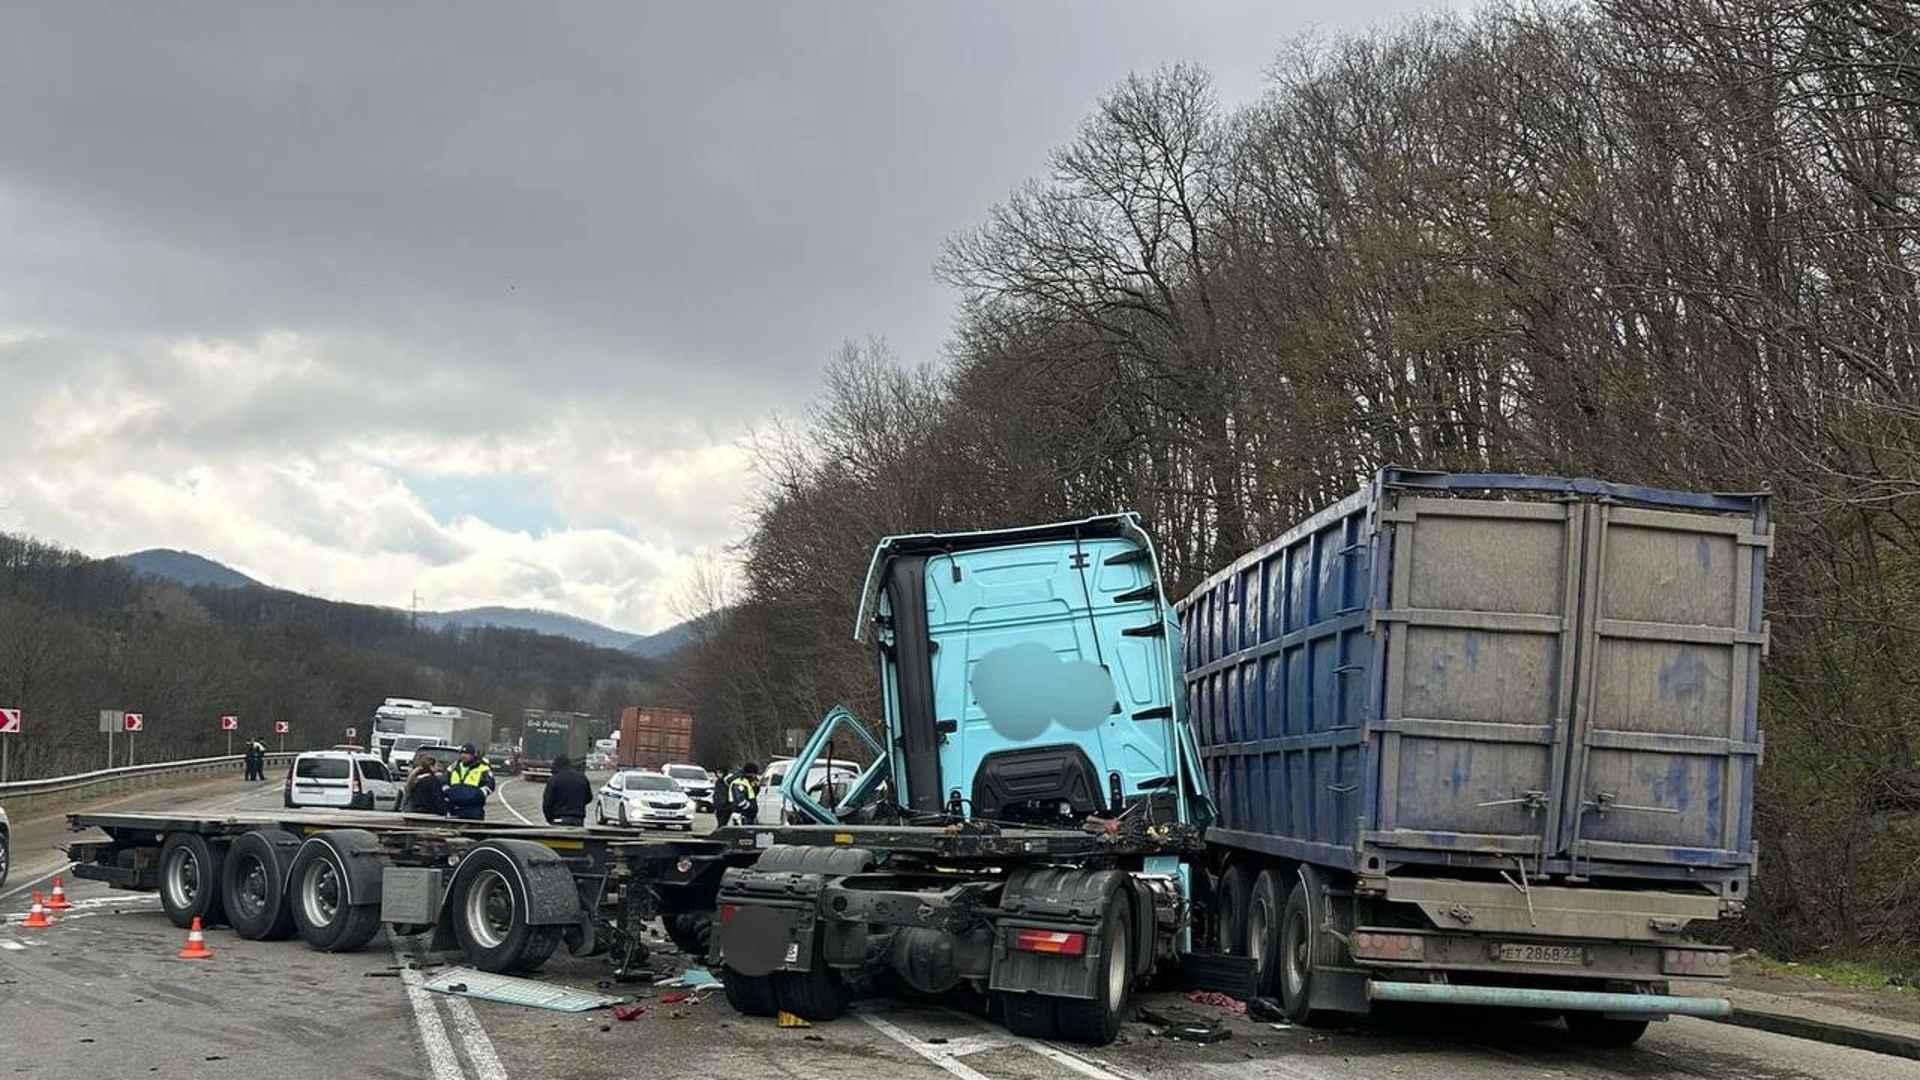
[166,848,201,910]
[1284,904,1309,999]
[302,859,342,927]
[1248,897,1270,972]
[236,857,270,918]
[465,869,514,950]
[1106,920,1129,1007]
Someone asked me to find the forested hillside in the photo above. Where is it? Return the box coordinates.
[0,533,668,779]
[671,0,1920,962]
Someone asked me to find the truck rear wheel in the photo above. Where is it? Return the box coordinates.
[1565,1013,1651,1047]
[1278,878,1334,1026]
[1054,900,1134,1046]
[998,994,1059,1039]
[774,935,852,1022]
[450,848,561,973]
[723,969,780,1016]
[289,840,383,953]
[221,829,300,941]
[663,911,712,957]
[159,833,227,929]
[1217,864,1254,955]
[1249,869,1286,998]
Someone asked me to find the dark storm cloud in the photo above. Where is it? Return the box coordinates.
[0,1,1439,414]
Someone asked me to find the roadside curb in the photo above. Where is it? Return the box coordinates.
[1714,1008,1920,1061]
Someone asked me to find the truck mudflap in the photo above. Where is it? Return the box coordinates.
[989,865,1133,1001]
[712,845,876,975]
[1364,980,1733,1019]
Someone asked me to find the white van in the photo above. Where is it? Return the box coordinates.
[284,751,402,811]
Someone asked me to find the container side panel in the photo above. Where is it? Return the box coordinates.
[1564,507,1765,870]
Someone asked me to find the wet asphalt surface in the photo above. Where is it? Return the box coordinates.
[2,778,1916,1080]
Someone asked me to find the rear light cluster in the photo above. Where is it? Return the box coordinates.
[719,904,740,923]
[1012,929,1087,956]
[1349,931,1425,962]
[1661,948,1732,976]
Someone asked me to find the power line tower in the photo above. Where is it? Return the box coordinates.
[410,589,423,630]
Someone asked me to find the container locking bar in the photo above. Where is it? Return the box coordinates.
[1365,980,1733,1018]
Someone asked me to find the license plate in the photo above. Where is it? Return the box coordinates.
[783,942,799,964]
[1497,942,1585,965]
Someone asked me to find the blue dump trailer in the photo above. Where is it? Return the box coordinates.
[1180,469,1769,1044]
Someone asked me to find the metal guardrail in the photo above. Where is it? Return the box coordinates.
[0,752,298,818]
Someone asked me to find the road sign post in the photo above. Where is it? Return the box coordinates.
[0,706,19,783]
[100,709,124,771]
[124,712,144,766]
[274,719,289,751]
[221,714,238,755]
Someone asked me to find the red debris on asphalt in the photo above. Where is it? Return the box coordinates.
[1182,990,1247,1014]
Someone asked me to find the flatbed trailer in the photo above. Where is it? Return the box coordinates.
[61,808,1194,1017]
[65,809,744,973]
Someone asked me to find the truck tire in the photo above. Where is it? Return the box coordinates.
[0,824,9,890]
[1564,1013,1650,1047]
[723,968,780,1017]
[288,840,384,953]
[1054,899,1135,1046]
[450,846,562,973]
[1217,864,1254,955]
[222,829,301,941]
[664,911,712,956]
[159,833,227,929]
[1249,869,1286,998]
[1277,878,1335,1026]
[998,994,1059,1039]
[773,937,852,1022]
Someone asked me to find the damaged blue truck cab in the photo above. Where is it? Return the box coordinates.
[713,514,1213,1044]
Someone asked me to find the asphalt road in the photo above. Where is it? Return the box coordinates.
[4,777,1918,1080]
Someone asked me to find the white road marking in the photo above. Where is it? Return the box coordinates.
[493,780,536,825]
[0,864,75,906]
[441,989,511,1080]
[392,939,510,1080]
[393,941,470,1080]
[858,1009,998,1080]
[934,1005,1159,1080]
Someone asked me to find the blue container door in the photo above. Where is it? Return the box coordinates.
[1371,496,1587,870]
[1558,504,1767,874]
[922,538,1181,811]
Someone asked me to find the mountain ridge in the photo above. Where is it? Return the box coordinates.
[114,547,698,657]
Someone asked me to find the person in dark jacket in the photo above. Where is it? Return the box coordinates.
[713,767,736,827]
[542,755,593,826]
[404,755,450,815]
[446,743,497,821]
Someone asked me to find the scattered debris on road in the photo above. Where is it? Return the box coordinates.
[422,966,625,1012]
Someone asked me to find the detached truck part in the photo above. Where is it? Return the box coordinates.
[1179,469,1769,1045]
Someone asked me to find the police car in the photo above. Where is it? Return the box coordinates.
[595,769,694,830]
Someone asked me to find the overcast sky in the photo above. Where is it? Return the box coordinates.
[0,1,1445,635]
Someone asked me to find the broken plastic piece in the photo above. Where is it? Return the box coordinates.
[777,1011,813,1028]
[613,1003,647,1021]
[677,966,721,988]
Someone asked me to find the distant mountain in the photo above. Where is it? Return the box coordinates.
[115,546,703,656]
[417,606,640,650]
[624,619,702,658]
[117,548,265,590]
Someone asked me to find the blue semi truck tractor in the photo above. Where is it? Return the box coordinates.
[711,469,1767,1046]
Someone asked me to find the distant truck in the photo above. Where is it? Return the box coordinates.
[616,706,693,771]
[368,699,493,766]
[520,709,594,783]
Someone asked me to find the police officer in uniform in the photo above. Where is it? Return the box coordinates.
[446,743,497,821]
[727,762,761,826]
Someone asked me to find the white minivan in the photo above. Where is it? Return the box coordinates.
[285,751,402,811]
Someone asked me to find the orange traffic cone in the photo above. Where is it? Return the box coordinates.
[177,917,212,960]
[47,877,71,911]
[21,893,53,928]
